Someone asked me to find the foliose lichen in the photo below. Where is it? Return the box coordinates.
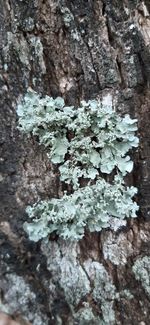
[17,90,139,242]
[24,175,138,241]
[17,91,138,188]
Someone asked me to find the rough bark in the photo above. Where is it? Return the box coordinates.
[0,0,150,324]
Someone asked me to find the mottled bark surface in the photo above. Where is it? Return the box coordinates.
[0,0,150,324]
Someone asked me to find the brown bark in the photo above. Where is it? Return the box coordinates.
[0,0,150,324]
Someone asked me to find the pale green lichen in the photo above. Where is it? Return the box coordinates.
[7,32,30,67]
[17,91,138,189]
[60,7,74,27]
[0,273,48,325]
[103,232,133,265]
[118,289,134,300]
[41,242,117,324]
[23,17,35,32]
[60,263,91,306]
[41,240,91,308]
[60,6,80,41]
[17,90,139,242]
[93,266,116,324]
[132,256,150,297]
[29,37,46,74]
[84,260,116,324]
[74,303,101,325]
[24,175,138,241]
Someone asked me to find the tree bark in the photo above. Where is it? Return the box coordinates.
[0,0,150,324]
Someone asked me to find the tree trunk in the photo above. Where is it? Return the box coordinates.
[0,0,150,324]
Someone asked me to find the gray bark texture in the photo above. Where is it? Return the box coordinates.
[0,0,150,324]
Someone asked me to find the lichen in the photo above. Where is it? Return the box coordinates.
[103,232,133,265]
[60,7,74,28]
[132,256,150,297]
[60,6,80,41]
[23,17,35,32]
[74,303,101,325]
[30,36,46,74]
[60,263,91,306]
[0,273,48,325]
[24,176,138,241]
[7,32,30,67]
[118,289,134,300]
[17,91,139,186]
[41,242,118,324]
[17,90,139,242]
[41,240,90,307]
[84,260,116,324]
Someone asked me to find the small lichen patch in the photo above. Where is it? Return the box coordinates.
[0,174,4,182]
[74,303,101,325]
[84,260,116,324]
[103,232,133,265]
[60,6,74,28]
[7,32,30,67]
[60,263,91,306]
[41,240,90,307]
[139,228,149,242]
[118,289,134,300]
[0,273,48,325]
[30,37,46,74]
[23,17,35,32]
[132,256,150,297]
